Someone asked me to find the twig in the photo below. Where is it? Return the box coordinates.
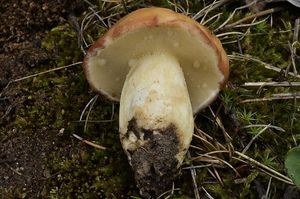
[293,18,299,44]
[242,81,300,87]
[240,95,300,104]
[72,134,107,150]
[272,91,300,97]
[290,97,298,146]
[288,18,300,75]
[288,41,298,76]
[224,7,283,30]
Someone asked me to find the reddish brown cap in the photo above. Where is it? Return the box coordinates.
[83,7,229,113]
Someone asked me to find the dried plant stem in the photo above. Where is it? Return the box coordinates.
[80,95,98,121]
[214,1,256,32]
[240,92,300,103]
[72,134,107,150]
[293,18,299,43]
[74,119,115,123]
[228,54,300,78]
[242,82,300,87]
[201,186,215,199]
[234,151,293,184]
[286,18,300,76]
[187,151,200,199]
[224,7,283,30]
[265,177,272,198]
[242,124,270,154]
[12,62,82,83]
[5,163,23,176]
[0,62,82,98]
[83,95,98,133]
[193,0,233,21]
[241,124,285,132]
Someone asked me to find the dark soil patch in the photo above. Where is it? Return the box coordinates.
[0,0,84,197]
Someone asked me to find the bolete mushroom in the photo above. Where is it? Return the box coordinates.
[83,7,229,198]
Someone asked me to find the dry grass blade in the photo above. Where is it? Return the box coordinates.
[201,186,215,199]
[193,151,240,176]
[73,133,107,150]
[265,177,272,199]
[83,95,98,133]
[234,151,293,184]
[80,95,98,121]
[240,92,300,103]
[242,82,300,87]
[214,1,255,32]
[194,126,227,150]
[272,91,300,97]
[223,7,283,30]
[157,185,179,199]
[287,18,299,76]
[228,54,300,78]
[288,41,298,76]
[193,134,219,151]
[193,0,233,21]
[12,62,82,83]
[187,151,200,199]
[190,144,205,151]
[5,163,23,176]
[208,107,234,157]
[256,168,293,185]
[203,12,222,26]
[241,124,285,132]
[212,167,224,186]
[74,119,115,123]
[216,31,245,38]
[232,17,270,28]
[183,164,213,170]
[242,124,270,154]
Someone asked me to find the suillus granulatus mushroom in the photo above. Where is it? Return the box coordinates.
[83,7,229,198]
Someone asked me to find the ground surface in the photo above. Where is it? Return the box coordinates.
[1,0,300,199]
[0,0,86,197]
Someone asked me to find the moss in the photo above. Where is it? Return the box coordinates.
[42,24,82,66]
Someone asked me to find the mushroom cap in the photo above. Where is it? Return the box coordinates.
[83,7,229,114]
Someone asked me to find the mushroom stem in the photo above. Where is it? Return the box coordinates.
[119,51,194,197]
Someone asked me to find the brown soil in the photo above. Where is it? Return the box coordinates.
[0,0,83,197]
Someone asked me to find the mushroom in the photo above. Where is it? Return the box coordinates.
[83,7,229,198]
